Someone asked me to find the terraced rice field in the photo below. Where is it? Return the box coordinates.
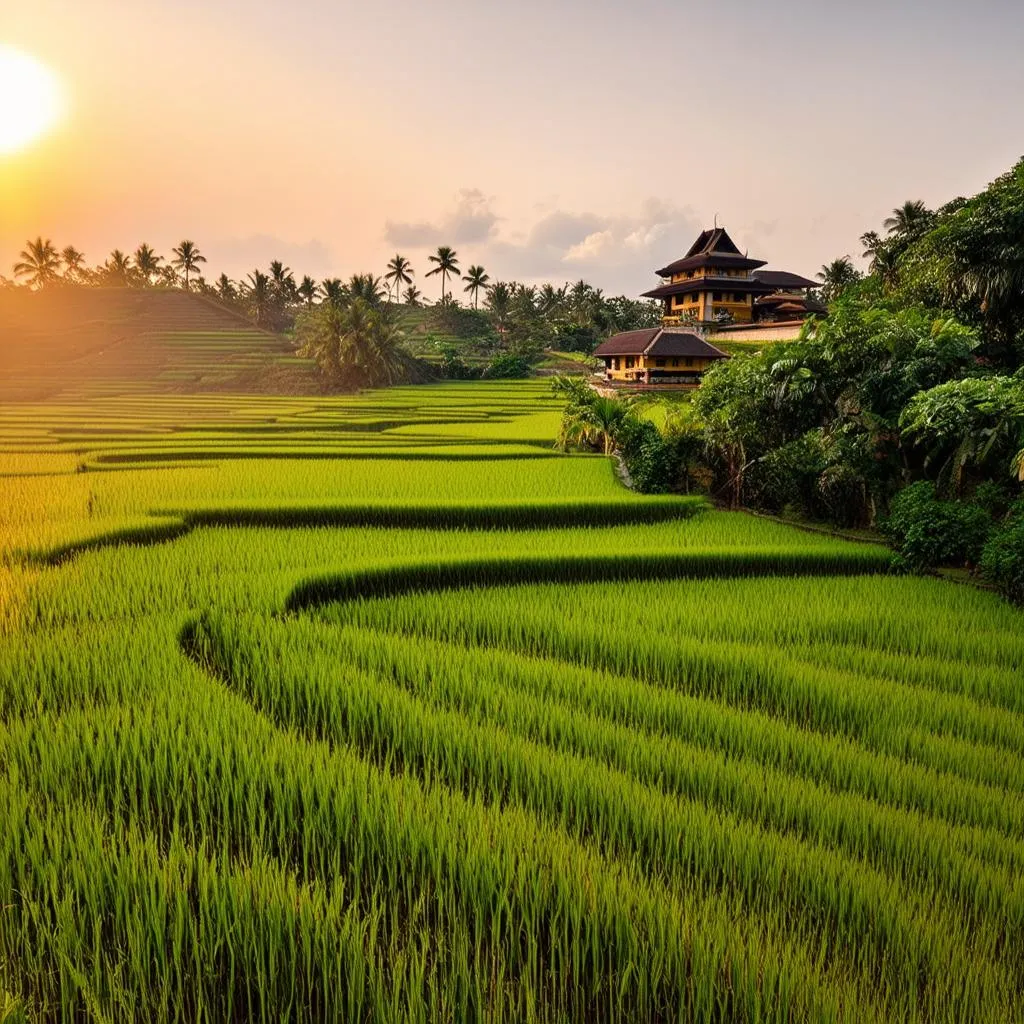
[1,380,1022,1022]
[0,289,314,400]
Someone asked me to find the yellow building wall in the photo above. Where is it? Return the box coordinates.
[666,292,752,322]
[602,354,718,381]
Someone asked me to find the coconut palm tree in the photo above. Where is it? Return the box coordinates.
[61,246,85,282]
[269,260,296,304]
[425,246,460,302]
[403,285,422,307]
[297,275,318,309]
[133,244,162,286]
[13,237,61,288]
[462,265,490,309]
[817,257,861,303]
[883,200,933,237]
[485,281,513,333]
[320,278,346,308]
[384,254,414,304]
[349,273,385,305]
[244,270,272,324]
[297,297,410,387]
[215,273,237,302]
[537,282,565,317]
[105,249,133,286]
[170,240,206,292]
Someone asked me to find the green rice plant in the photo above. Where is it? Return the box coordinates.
[0,380,1021,1021]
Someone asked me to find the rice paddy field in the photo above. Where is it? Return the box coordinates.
[1,379,1023,1022]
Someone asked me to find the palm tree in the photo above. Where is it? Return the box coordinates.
[61,246,85,282]
[215,273,237,302]
[537,282,565,317]
[13,237,60,288]
[349,273,384,305]
[817,257,861,303]
[244,270,272,324]
[560,395,629,455]
[883,200,933,237]
[462,265,490,309]
[425,246,460,302]
[860,231,883,262]
[105,249,133,286]
[485,281,513,334]
[297,275,318,309]
[133,244,162,286]
[320,278,346,308]
[269,260,296,304]
[384,254,414,304]
[297,298,410,387]
[403,284,422,307]
[170,240,206,292]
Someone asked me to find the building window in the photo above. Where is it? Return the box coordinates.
[656,358,666,367]
[685,358,694,367]
[713,292,722,301]
[613,357,620,370]
[672,358,679,367]
[626,357,635,369]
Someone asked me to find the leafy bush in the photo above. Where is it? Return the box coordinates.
[617,418,675,494]
[483,354,533,379]
[883,481,992,570]
[980,505,1024,603]
[436,343,480,380]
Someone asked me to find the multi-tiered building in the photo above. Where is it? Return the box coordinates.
[593,227,823,387]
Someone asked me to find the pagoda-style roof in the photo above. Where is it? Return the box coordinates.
[642,277,775,299]
[593,328,728,360]
[752,269,819,290]
[655,227,767,277]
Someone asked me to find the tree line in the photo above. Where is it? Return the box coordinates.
[6,238,659,352]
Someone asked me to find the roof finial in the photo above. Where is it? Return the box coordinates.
[713,212,719,229]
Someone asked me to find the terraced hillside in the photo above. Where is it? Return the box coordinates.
[0,288,316,400]
[1,381,1022,1023]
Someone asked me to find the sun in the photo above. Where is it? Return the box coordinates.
[0,45,64,156]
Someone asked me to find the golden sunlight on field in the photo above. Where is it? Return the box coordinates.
[0,46,64,156]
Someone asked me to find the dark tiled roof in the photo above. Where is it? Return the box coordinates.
[655,253,767,276]
[752,269,819,290]
[642,278,774,299]
[648,332,728,359]
[593,328,728,360]
[685,227,741,258]
[591,328,660,355]
[655,227,766,277]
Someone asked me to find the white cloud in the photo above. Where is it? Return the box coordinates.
[385,188,500,247]
[562,230,614,263]
[381,190,703,293]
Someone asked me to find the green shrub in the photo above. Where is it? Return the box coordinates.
[617,418,675,494]
[980,508,1024,603]
[883,481,992,570]
[483,354,533,379]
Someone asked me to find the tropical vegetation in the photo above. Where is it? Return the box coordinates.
[557,157,1024,603]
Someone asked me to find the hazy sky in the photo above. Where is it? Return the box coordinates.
[4,0,1024,295]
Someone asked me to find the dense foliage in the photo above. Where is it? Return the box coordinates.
[558,157,1024,601]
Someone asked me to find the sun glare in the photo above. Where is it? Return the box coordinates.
[0,45,64,155]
